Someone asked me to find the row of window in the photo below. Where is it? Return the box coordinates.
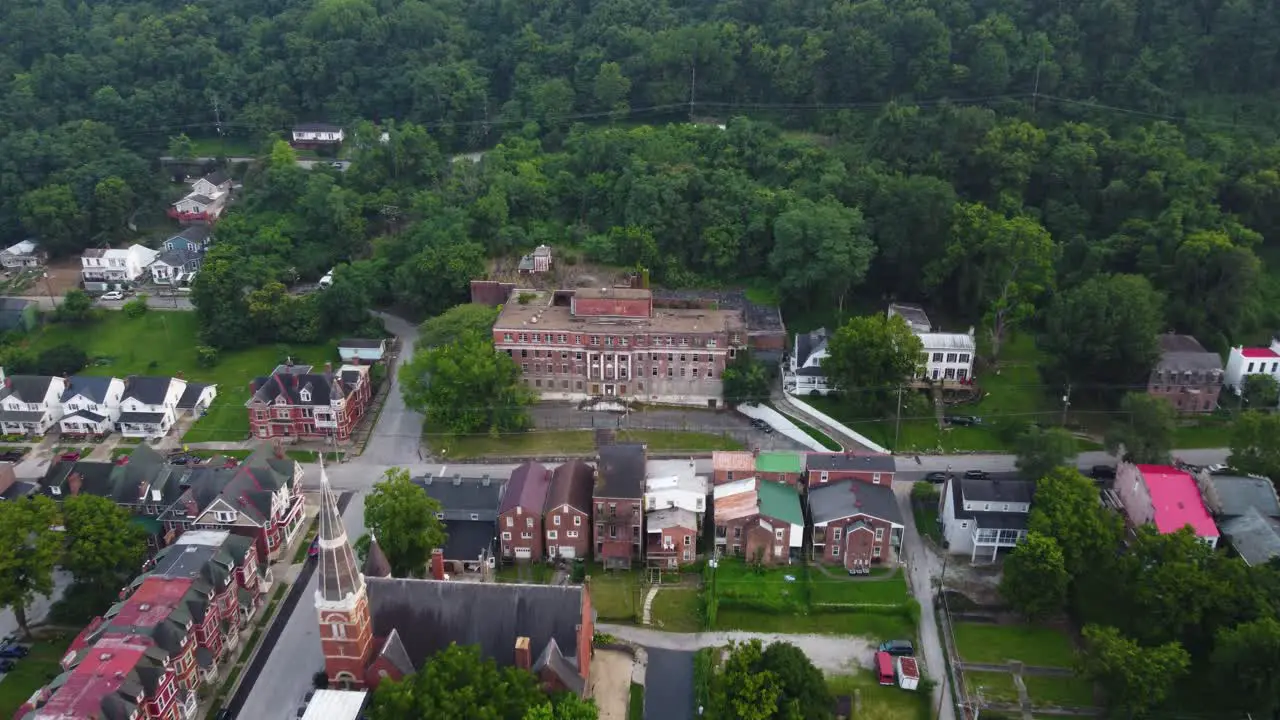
[832,544,882,558]
[505,515,584,528]
[521,363,717,380]
[504,331,734,348]
[502,529,580,541]
[921,352,972,364]
[516,349,721,364]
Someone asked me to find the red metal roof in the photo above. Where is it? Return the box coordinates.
[1240,348,1279,358]
[36,634,150,717]
[112,576,194,629]
[875,651,893,676]
[898,656,919,679]
[1135,465,1220,538]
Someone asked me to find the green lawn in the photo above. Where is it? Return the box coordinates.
[952,623,1078,668]
[910,483,943,544]
[27,310,337,444]
[712,559,809,610]
[590,569,645,622]
[649,588,703,632]
[628,682,644,720]
[963,671,1020,704]
[436,430,743,459]
[0,636,71,718]
[182,136,260,157]
[808,573,909,606]
[765,402,841,450]
[826,670,930,720]
[495,563,553,584]
[1022,675,1096,708]
[716,607,915,638]
[1173,419,1234,448]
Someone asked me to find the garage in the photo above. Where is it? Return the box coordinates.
[514,547,532,559]
[559,546,576,559]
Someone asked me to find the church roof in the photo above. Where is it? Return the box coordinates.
[316,462,362,603]
[363,536,392,578]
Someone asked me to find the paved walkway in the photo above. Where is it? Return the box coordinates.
[893,481,956,720]
[596,624,875,674]
[641,587,659,625]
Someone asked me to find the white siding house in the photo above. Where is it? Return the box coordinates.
[117,376,187,438]
[939,473,1033,562]
[291,124,345,144]
[0,240,43,269]
[1224,339,1280,395]
[81,245,159,288]
[918,332,977,383]
[788,328,833,396]
[337,339,388,364]
[644,460,708,518]
[59,376,126,437]
[0,372,67,436]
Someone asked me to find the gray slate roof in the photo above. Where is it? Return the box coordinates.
[1155,334,1223,373]
[1205,474,1280,518]
[809,480,904,525]
[415,474,504,520]
[366,577,585,674]
[806,452,896,473]
[596,443,646,500]
[153,247,200,267]
[0,409,46,423]
[119,411,166,424]
[339,338,386,349]
[62,376,115,404]
[1221,507,1280,567]
[4,375,53,403]
[250,365,360,407]
[646,507,698,532]
[947,476,1032,530]
[795,328,829,367]
[533,638,585,696]
[959,474,1034,504]
[122,376,175,405]
[439,519,497,562]
[177,382,212,410]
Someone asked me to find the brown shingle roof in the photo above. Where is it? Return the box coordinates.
[545,460,595,513]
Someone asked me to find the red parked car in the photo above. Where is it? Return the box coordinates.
[59,452,81,462]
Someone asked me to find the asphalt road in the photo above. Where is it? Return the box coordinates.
[358,312,424,467]
[643,648,694,720]
[894,480,954,720]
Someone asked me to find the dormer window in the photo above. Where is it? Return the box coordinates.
[215,510,238,523]
[299,389,311,403]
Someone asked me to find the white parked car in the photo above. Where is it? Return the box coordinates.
[1206,463,1229,474]
[100,291,124,301]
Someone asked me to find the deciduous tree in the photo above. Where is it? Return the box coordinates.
[367,643,545,720]
[1105,392,1176,464]
[1014,426,1077,481]
[1040,275,1163,391]
[1241,374,1280,410]
[92,176,133,241]
[20,184,88,256]
[363,468,448,578]
[523,695,599,720]
[400,333,534,436]
[62,494,147,590]
[822,314,923,414]
[0,496,62,637]
[1229,411,1280,482]
[1078,624,1189,718]
[769,198,874,312]
[1000,532,1069,619]
[721,353,771,406]
[419,304,500,349]
[1028,467,1124,579]
[54,289,93,323]
[1212,617,1280,718]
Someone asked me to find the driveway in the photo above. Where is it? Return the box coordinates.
[358,312,424,466]
[644,648,694,720]
[893,481,956,720]
[588,649,634,720]
[595,624,875,674]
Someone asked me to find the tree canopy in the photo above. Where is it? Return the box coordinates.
[0,496,64,637]
[363,468,448,578]
[1105,393,1176,464]
[822,314,923,414]
[401,333,534,436]
[705,639,832,720]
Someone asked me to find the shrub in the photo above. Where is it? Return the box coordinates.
[196,345,220,368]
[122,295,148,318]
[517,292,536,304]
[35,343,88,375]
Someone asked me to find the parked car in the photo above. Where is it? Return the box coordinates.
[946,415,982,426]
[924,471,949,483]
[0,659,13,673]
[308,538,319,559]
[962,469,989,480]
[749,418,767,429]
[59,452,80,462]
[1206,463,1229,474]
[879,639,915,656]
[100,291,124,301]
[0,450,25,462]
[0,645,29,659]
[1090,465,1116,479]
[330,161,344,168]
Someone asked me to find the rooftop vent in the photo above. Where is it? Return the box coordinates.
[138,604,151,611]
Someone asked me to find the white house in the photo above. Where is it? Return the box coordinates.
[1224,338,1280,395]
[0,240,43,269]
[337,339,388,364]
[939,473,1034,562]
[789,328,833,396]
[644,459,708,518]
[81,244,159,289]
[291,124,345,145]
[169,171,231,224]
[117,376,187,438]
[0,371,67,436]
[59,376,126,437]
[887,303,933,333]
[918,331,976,383]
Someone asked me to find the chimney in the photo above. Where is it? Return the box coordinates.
[514,637,532,671]
[68,473,82,496]
[185,499,199,517]
[0,464,16,497]
[752,445,760,458]
[430,548,445,580]
[286,356,293,367]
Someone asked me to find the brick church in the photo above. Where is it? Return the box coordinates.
[313,464,595,693]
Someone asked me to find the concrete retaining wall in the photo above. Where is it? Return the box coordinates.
[735,403,827,452]
[781,391,891,454]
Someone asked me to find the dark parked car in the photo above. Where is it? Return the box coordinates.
[0,450,24,462]
[0,659,13,673]
[1090,465,1116,479]
[0,645,29,659]
[879,639,915,656]
[946,415,982,426]
[963,469,989,480]
[924,471,949,483]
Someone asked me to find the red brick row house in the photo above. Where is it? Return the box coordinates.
[544,460,595,560]
[646,507,698,568]
[808,480,905,571]
[805,452,897,488]
[246,361,372,443]
[498,461,553,561]
[712,478,804,564]
[595,444,647,569]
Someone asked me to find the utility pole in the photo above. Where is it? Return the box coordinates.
[1061,383,1072,426]
[894,385,904,451]
[1031,45,1046,114]
[689,63,696,121]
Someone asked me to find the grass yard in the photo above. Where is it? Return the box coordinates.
[589,570,644,622]
[716,608,915,638]
[1173,419,1235,448]
[826,669,930,720]
[963,671,1020,704]
[0,636,71,718]
[765,402,841,450]
[628,682,644,720]
[436,429,743,459]
[648,588,702,632]
[27,310,337,444]
[182,136,260,158]
[808,573,909,606]
[951,623,1077,668]
[712,559,809,610]
[495,563,554,584]
[1022,675,1096,708]
[910,484,943,544]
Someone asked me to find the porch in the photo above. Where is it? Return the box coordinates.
[969,523,1028,563]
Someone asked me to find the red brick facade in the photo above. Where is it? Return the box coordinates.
[814,515,898,569]
[647,524,697,567]
[247,365,372,442]
[719,514,794,564]
[594,498,642,561]
[808,467,894,488]
[545,505,590,559]
[320,591,377,687]
[500,507,544,560]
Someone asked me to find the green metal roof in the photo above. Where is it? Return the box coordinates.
[130,515,163,535]
[755,451,803,474]
[757,480,804,526]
